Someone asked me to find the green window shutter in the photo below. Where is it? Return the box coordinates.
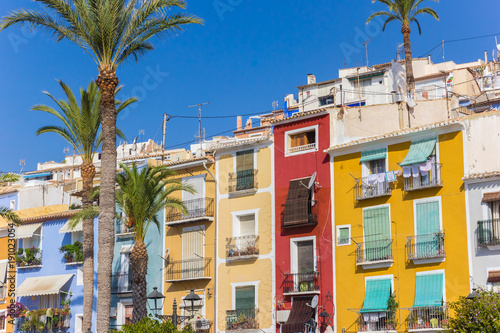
[236,150,254,190]
[416,201,440,257]
[361,278,392,312]
[413,273,443,307]
[360,148,387,162]
[400,137,437,166]
[235,286,255,310]
[338,228,349,245]
[363,206,391,261]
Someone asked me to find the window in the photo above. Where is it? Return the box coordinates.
[0,261,7,299]
[362,206,392,262]
[235,286,255,310]
[125,305,133,324]
[401,138,441,190]
[286,126,318,155]
[182,226,205,279]
[235,150,255,191]
[413,199,443,259]
[75,314,83,333]
[40,294,59,308]
[319,95,334,106]
[360,276,394,332]
[182,175,206,217]
[77,268,83,286]
[337,225,351,246]
[0,311,5,331]
[282,177,316,227]
[9,200,15,210]
[72,231,83,244]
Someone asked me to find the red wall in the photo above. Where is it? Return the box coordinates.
[274,113,334,330]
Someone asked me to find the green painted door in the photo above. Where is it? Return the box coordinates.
[415,201,441,258]
[363,206,391,262]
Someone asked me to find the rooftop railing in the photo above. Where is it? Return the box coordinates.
[228,169,258,193]
[406,233,446,261]
[165,258,211,281]
[283,272,320,294]
[356,239,393,265]
[165,197,214,222]
[478,219,500,246]
[226,235,259,259]
[405,306,448,331]
[355,177,392,201]
[226,308,258,331]
[404,163,442,192]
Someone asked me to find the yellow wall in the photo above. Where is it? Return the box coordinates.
[0,233,15,332]
[334,131,469,333]
[216,145,274,332]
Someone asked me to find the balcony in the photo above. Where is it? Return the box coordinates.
[17,310,70,331]
[228,169,258,194]
[283,272,320,295]
[289,143,317,154]
[111,272,133,294]
[355,240,393,269]
[405,306,448,331]
[357,310,397,332]
[16,248,42,268]
[115,221,135,238]
[226,308,258,331]
[226,235,259,260]
[165,258,211,282]
[281,200,318,228]
[165,197,214,225]
[406,233,446,263]
[478,219,500,250]
[355,177,392,201]
[404,163,442,191]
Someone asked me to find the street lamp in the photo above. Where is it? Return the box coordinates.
[149,287,202,327]
[184,289,202,315]
[466,288,480,300]
[147,287,165,316]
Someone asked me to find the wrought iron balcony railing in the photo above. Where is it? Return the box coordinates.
[404,163,442,191]
[281,200,318,228]
[478,219,500,246]
[405,306,448,331]
[356,239,393,265]
[355,176,392,200]
[226,308,258,331]
[357,310,397,332]
[406,233,446,261]
[228,169,258,193]
[165,258,211,281]
[226,235,259,259]
[283,272,320,294]
[111,272,133,294]
[165,197,214,223]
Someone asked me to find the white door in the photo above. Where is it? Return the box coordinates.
[182,176,205,218]
[182,227,204,279]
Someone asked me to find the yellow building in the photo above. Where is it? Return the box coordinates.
[0,222,15,333]
[162,156,216,332]
[213,136,275,333]
[327,121,470,333]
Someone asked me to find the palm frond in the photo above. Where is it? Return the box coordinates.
[0,173,20,184]
[0,207,21,225]
[68,206,99,229]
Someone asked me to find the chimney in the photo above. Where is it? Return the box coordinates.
[307,74,316,85]
[237,116,243,131]
[245,119,252,129]
[485,50,488,63]
[427,55,432,64]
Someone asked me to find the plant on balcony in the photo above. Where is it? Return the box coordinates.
[110,315,195,333]
[386,293,398,330]
[59,241,83,263]
[16,246,41,267]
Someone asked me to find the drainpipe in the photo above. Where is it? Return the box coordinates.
[203,160,217,332]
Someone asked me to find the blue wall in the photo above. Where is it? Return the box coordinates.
[0,192,17,210]
[16,217,98,332]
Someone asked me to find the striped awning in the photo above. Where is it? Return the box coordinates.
[17,274,74,297]
[14,223,43,239]
[400,138,437,167]
[482,192,500,203]
[59,220,82,234]
[361,279,391,313]
[413,273,443,307]
[282,296,315,333]
[360,148,387,162]
[488,270,500,283]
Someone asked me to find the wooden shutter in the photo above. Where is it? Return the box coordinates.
[283,177,312,226]
[297,240,314,272]
[182,227,204,278]
[235,286,255,310]
[363,206,391,261]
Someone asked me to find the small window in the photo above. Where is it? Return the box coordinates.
[288,131,316,154]
[235,286,255,310]
[125,305,133,324]
[337,226,351,246]
[0,312,5,331]
[319,95,334,106]
[9,200,15,210]
[368,159,386,175]
[72,231,83,244]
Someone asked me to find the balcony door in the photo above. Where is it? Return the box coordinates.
[236,214,256,253]
[118,252,130,292]
[182,175,205,218]
[363,206,391,261]
[415,200,441,258]
[236,150,254,191]
[182,226,205,279]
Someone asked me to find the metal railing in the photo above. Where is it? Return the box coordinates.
[165,258,211,281]
[195,319,211,331]
[111,272,133,293]
[115,221,134,235]
[226,235,259,259]
[356,239,393,265]
[478,219,500,246]
[16,248,42,267]
[226,308,258,331]
[281,200,318,228]
[406,233,446,260]
[355,177,392,200]
[289,143,317,153]
[228,169,258,193]
[283,272,320,294]
[357,311,397,332]
[405,306,448,331]
[404,163,442,191]
[166,197,214,222]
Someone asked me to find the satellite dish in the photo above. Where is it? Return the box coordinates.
[310,295,319,309]
[496,37,500,52]
[407,97,417,108]
[308,172,317,189]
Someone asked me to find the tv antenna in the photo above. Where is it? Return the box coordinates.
[363,37,373,67]
[187,102,209,144]
[397,43,404,61]
[272,101,279,111]
[19,159,25,173]
[138,129,145,142]
[495,37,500,59]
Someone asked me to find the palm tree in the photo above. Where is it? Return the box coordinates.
[0,173,21,224]
[33,80,136,332]
[367,0,439,91]
[116,163,193,323]
[0,173,20,184]
[1,2,202,331]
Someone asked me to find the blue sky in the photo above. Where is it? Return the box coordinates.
[0,0,499,173]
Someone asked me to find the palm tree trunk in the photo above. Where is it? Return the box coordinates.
[95,69,119,333]
[81,162,96,332]
[402,26,415,91]
[130,240,149,323]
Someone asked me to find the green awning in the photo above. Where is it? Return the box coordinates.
[413,273,443,307]
[360,148,387,162]
[400,138,437,166]
[361,278,391,313]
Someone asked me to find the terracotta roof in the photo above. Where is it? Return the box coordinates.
[0,204,79,228]
[415,72,448,82]
[372,60,404,69]
[25,164,81,174]
[269,109,328,125]
[122,150,186,161]
[163,156,213,167]
[463,171,500,181]
[0,185,22,195]
[209,136,272,151]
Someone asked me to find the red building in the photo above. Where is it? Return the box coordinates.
[272,110,334,333]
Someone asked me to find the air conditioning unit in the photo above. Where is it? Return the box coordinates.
[195,319,210,330]
[276,310,290,324]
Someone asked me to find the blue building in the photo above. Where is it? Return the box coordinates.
[14,205,98,333]
[0,186,18,212]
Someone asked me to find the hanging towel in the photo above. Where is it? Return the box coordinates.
[420,159,432,172]
[402,166,411,178]
[420,169,429,177]
[363,314,370,323]
[376,173,386,183]
[368,174,378,184]
[369,313,380,322]
[411,165,420,178]
[386,171,396,183]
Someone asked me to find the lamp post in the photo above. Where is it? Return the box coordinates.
[466,288,480,300]
[147,287,202,327]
